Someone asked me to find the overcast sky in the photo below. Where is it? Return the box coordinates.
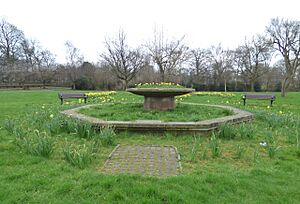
[0,0,299,64]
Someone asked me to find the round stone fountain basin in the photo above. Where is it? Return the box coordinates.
[126,88,195,111]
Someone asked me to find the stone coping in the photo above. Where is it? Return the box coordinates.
[126,88,195,97]
[61,102,254,133]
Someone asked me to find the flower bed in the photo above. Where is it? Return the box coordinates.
[135,82,184,88]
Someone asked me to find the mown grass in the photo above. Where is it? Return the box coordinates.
[0,89,300,203]
[79,103,232,122]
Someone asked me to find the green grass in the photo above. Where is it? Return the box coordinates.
[79,103,233,122]
[0,89,300,203]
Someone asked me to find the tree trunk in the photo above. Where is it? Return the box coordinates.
[266,80,270,92]
[281,77,289,97]
[224,79,227,92]
[124,80,129,90]
[234,78,237,91]
[160,71,165,82]
[250,81,255,92]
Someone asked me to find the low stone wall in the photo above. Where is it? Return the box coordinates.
[61,102,254,133]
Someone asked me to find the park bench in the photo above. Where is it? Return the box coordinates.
[58,93,88,105]
[242,94,276,106]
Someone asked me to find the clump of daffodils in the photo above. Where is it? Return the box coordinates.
[175,93,192,102]
[86,91,116,104]
[193,92,236,97]
[86,91,116,97]
[135,82,184,88]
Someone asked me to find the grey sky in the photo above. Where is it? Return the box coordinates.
[0,0,299,63]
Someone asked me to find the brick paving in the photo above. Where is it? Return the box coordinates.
[102,145,181,176]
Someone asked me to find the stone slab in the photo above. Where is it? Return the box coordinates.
[102,145,181,177]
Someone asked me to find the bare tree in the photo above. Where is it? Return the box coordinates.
[21,38,42,72]
[134,57,158,84]
[266,18,300,97]
[65,41,84,67]
[235,35,273,91]
[96,61,120,90]
[146,29,189,82]
[38,49,56,69]
[101,30,145,89]
[37,49,56,85]
[0,19,24,66]
[20,38,56,83]
[0,18,25,84]
[188,48,210,85]
[65,41,84,89]
[208,44,233,91]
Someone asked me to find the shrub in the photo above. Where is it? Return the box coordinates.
[60,119,77,134]
[26,109,49,129]
[75,77,95,90]
[16,130,53,158]
[296,130,300,157]
[75,122,95,139]
[63,143,95,169]
[237,123,256,139]
[94,126,116,147]
[13,125,28,140]
[189,136,201,162]
[253,149,260,163]
[217,123,237,139]
[32,134,54,158]
[47,116,65,136]
[283,127,297,144]
[256,111,300,130]
[265,131,280,159]
[3,119,18,135]
[210,132,221,158]
[222,109,234,116]
[234,145,246,159]
[201,146,208,160]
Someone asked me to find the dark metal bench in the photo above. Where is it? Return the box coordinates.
[58,93,87,105]
[242,94,276,106]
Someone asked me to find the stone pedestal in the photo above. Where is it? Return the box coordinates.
[144,96,175,111]
[126,88,195,111]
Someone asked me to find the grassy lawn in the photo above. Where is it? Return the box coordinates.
[0,89,300,203]
[78,103,233,122]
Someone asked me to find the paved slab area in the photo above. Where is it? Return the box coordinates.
[102,145,181,177]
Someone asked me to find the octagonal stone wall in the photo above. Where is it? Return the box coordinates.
[61,102,254,133]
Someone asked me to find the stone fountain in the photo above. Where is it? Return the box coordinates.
[126,88,195,111]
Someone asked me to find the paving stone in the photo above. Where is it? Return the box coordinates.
[102,145,181,177]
